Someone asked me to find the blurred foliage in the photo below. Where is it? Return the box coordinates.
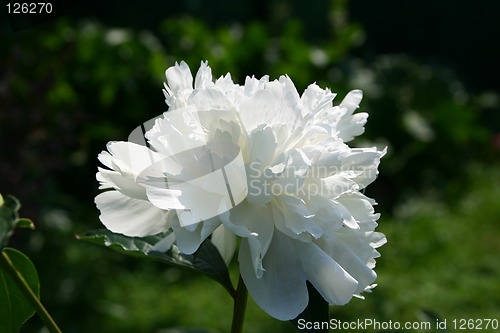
[337,56,498,210]
[0,0,499,331]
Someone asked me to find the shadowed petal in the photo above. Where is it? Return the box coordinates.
[239,230,308,320]
[211,224,237,265]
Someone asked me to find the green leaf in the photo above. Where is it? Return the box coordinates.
[290,282,329,332]
[16,219,35,230]
[0,194,35,249]
[0,248,40,333]
[77,229,236,297]
[0,195,20,249]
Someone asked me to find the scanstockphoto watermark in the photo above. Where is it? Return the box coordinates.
[297,318,500,331]
[247,161,377,200]
[297,318,433,331]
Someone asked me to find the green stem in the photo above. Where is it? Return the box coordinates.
[230,275,248,333]
[0,250,62,333]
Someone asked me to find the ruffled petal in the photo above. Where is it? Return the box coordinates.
[105,141,164,177]
[295,239,359,305]
[301,83,336,116]
[145,105,206,156]
[96,167,147,200]
[164,61,194,107]
[336,90,368,142]
[277,195,322,239]
[95,190,167,237]
[315,233,376,295]
[238,78,302,134]
[343,147,387,189]
[165,61,193,95]
[336,192,380,230]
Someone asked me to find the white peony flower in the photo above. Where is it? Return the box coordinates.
[95,61,386,320]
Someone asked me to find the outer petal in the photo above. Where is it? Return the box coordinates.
[330,227,386,271]
[211,224,237,265]
[339,89,363,114]
[315,233,377,295]
[342,147,386,189]
[171,216,221,255]
[295,239,359,305]
[336,90,368,142]
[336,192,380,230]
[221,203,274,278]
[240,230,359,320]
[105,141,164,177]
[95,190,167,237]
[239,230,308,320]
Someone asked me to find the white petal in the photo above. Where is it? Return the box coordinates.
[336,192,380,230]
[97,167,147,200]
[315,234,376,294]
[277,195,323,239]
[301,83,336,116]
[151,232,176,252]
[322,174,358,198]
[333,228,386,269]
[337,113,368,142]
[165,61,193,94]
[243,75,268,96]
[300,194,343,233]
[335,90,368,142]
[221,203,274,277]
[172,216,220,254]
[194,60,213,90]
[247,125,277,166]
[211,224,237,265]
[295,240,359,305]
[164,61,194,108]
[97,150,113,169]
[339,89,363,113]
[95,190,167,237]
[144,186,185,210]
[239,79,302,133]
[215,73,235,91]
[239,89,280,133]
[145,105,207,157]
[342,147,386,189]
[188,88,232,112]
[239,231,308,320]
[106,141,165,178]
